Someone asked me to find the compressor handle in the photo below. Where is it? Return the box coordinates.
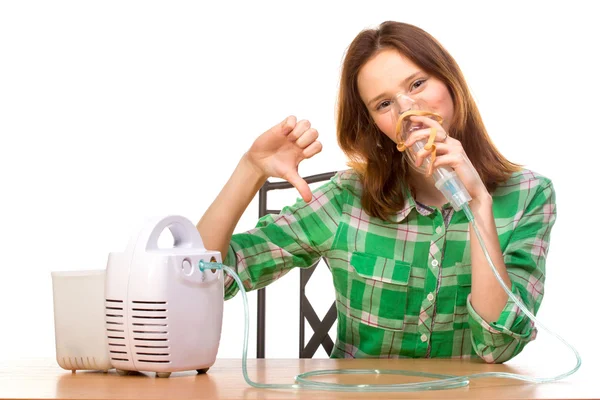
[143,215,205,251]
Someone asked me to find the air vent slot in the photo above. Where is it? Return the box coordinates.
[105,298,130,362]
[130,300,170,364]
[130,300,171,364]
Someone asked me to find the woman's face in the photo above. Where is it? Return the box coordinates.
[357,48,455,145]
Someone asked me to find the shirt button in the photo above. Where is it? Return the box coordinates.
[427,293,434,302]
[435,226,442,234]
[431,260,439,267]
[420,334,428,342]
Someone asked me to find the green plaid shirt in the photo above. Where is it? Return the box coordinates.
[223,168,555,363]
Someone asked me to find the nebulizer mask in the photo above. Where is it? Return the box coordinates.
[390,93,471,211]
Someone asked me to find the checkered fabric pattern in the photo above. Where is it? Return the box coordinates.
[223,168,555,363]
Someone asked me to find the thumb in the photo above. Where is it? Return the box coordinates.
[285,170,312,203]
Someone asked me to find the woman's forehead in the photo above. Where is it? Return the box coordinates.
[358,49,421,101]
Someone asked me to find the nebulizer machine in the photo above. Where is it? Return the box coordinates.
[52,216,223,378]
[51,91,581,392]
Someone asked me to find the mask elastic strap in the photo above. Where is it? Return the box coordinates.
[395,110,443,175]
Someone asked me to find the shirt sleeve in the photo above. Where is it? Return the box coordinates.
[468,179,556,363]
[222,177,345,300]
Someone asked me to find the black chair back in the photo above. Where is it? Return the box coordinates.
[256,172,337,358]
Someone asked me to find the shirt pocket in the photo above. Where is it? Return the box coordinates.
[454,262,472,329]
[347,251,411,331]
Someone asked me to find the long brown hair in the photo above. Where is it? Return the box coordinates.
[336,21,520,222]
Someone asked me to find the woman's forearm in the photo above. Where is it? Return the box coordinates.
[468,194,512,323]
[196,153,267,261]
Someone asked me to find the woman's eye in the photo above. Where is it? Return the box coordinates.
[410,79,426,91]
[376,100,391,110]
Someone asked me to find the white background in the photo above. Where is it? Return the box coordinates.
[0,0,597,376]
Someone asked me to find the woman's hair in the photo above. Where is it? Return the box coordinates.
[336,21,521,222]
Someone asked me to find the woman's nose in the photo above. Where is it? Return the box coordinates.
[395,93,416,114]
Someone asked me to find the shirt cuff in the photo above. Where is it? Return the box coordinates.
[223,242,240,300]
[467,291,536,348]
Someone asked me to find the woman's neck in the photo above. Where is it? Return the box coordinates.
[407,171,448,209]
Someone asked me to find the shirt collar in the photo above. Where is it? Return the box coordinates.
[389,185,422,223]
[391,184,451,223]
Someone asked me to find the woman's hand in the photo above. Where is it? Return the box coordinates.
[244,116,322,203]
[403,115,489,202]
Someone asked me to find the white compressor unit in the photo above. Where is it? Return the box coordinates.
[105,215,224,377]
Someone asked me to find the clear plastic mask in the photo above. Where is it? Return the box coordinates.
[390,93,444,174]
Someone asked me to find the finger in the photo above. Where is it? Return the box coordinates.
[429,138,462,157]
[428,141,451,156]
[296,128,319,149]
[303,140,322,159]
[430,153,465,171]
[285,171,313,203]
[273,115,297,137]
[404,127,446,148]
[409,115,444,130]
[413,147,434,168]
[288,119,311,141]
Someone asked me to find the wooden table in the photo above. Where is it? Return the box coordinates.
[0,357,596,399]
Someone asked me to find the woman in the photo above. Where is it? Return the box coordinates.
[197,21,555,363]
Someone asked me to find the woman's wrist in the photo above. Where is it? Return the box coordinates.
[469,191,493,210]
[241,152,268,182]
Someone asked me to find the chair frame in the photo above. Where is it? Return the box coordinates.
[256,171,337,358]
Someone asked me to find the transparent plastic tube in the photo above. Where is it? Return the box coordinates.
[198,206,581,391]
